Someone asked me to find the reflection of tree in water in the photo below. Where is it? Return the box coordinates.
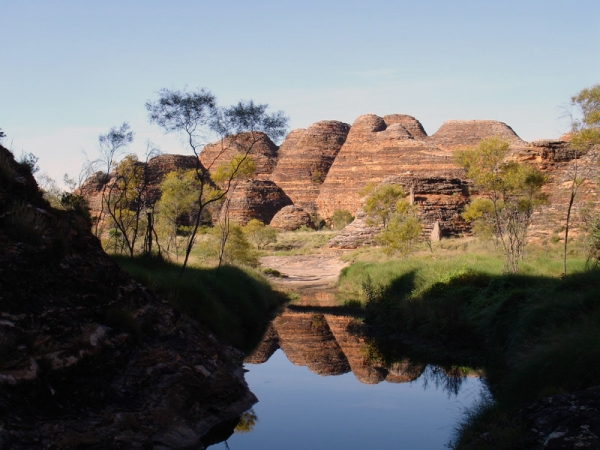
[358,331,480,397]
[234,409,258,434]
[421,365,468,398]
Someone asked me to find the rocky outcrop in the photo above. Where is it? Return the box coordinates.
[269,205,314,231]
[80,154,198,229]
[316,114,462,219]
[200,132,278,180]
[428,119,528,149]
[505,140,600,242]
[0,145,255,449]
[270,121,350,213]
[465,386,600,449]
[382,114,428,139]
[325,209,382,249]
[145,154,199,201]
[221,180,292,226]
[327,175,470,248]
[512,386,600,449]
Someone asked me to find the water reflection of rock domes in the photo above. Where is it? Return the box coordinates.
[275,311,350,376]
[244,325,279,364]
[246,311,426,385]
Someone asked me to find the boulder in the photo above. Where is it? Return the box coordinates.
[269,205,315,231]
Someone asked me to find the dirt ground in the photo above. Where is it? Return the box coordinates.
[259,250,349,306]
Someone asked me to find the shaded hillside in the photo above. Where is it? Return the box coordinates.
[0,145,255,449]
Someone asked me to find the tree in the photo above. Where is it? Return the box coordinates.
[363,183,422,255]
[146,88,288,273]
[570,83,600,148]
[89,122,134,237]
[198,223,258,267]
[362,183,407,228]
[560,84,600,275]
[36,173,63,208]
[244,219,278,249]
[455,137,547,273]
[103,142,160,257]
[376,209,422,256]
[155,169,203,260]
[331,209,354,230]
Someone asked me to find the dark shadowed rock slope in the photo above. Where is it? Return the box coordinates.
[0,145,255,449]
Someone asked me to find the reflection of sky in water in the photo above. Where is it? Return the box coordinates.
[210,349,485,450]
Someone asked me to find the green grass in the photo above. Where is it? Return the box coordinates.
[112,255,286,352]
[335,239,599,448]
[267,230,338,255]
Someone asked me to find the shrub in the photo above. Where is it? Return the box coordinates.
[244,219,278,249]
[331,209,354,229]
[3,202,47,245]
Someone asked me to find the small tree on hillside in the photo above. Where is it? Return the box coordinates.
[363,183,422,255]
[146,88,288,274]
[455,137,547,273]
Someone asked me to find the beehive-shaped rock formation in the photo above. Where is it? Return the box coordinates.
[428,119,527,149]
[316,114,462,218]
[200,132,279,180]
[221,179,292,226]
[270,121,350,213]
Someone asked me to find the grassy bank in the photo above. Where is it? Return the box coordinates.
[112,256,286,352]
[337,244,599,448]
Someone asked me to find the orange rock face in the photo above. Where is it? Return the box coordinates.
[200,131,279,180]
[270,121,350,214]
[316,114,462,218]
[221,179,292,226]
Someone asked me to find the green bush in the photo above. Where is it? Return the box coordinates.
[331,209,354,230]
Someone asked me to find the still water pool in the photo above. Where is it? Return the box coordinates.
[209,344,484,450]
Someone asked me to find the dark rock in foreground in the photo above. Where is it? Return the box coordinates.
[0,145,255,449]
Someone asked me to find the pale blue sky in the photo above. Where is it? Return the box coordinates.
[2,0,599,185]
